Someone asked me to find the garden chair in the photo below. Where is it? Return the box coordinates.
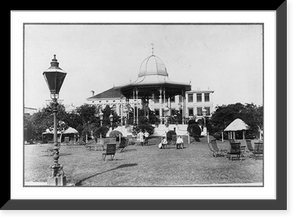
[228,142,245,161]
[253,142,264,160]
[102,143,117,161]
[109,138,117,144]
[85,140,101,151]
[42,147,54,156]
[171,135,177,145]
[209,139,226,157]
[127,135,134,145]
[207,141,216,156]
[118,137,128,153]
[246,139,255,158]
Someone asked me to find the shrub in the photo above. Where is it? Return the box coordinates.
[213,132,222,140]
[187,124,202,142]
[94,126,109,138]
[109,130,123,138]
[166,130,176,141]
[133,117,155,136]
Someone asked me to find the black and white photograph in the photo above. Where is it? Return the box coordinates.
[23,23,264,187]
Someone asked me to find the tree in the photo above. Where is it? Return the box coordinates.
[75,104,99,140]
[133,116,155,136]
[101,105,120,128]
[187,124,202,142]
[210,103,263,139]
[28,102,68,141]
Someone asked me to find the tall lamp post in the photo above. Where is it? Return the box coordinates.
[43,55,67,186]
[123,106,128,126]
[202,107,207,126]
[109,113,114,130]
[99,110,103,138]
[202,107,207,137]
[99,110,104,127]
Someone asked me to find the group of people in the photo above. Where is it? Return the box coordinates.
[136,129,184,149]
[137,130,149,146]
[159,135,184,149]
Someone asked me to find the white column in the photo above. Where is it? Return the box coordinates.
[133,89,135,124]
[159,88,162,124]
[136,88,139,124]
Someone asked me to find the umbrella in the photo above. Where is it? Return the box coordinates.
[62,127,78,134]
[224,118,250,140]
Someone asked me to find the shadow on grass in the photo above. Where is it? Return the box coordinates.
[119,148,137,153]
[75,163,138,186]
[40,153,72,157]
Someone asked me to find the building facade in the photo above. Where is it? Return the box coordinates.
[149,89,214,119]
[87,51,214,124]
[87,87,214,122]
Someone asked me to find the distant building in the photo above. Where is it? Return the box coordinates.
[87,87,214,120]
[87,87,141,117]
[24,107,37,116]
[87,51,214,123]
[64,103,77,113]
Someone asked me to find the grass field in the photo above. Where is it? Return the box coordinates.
[24,137,263,186]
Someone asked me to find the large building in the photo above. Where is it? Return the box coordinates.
[87,52,214,123]
[87,88,214,119]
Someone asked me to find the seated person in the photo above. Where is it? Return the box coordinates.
[176,135,184,149]
[161,137,168,149]
[144,130,149,145]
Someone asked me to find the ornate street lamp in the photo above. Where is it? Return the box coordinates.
[43,55,67,186]
[202,107,207,137]
[123,106,128,126]
[109,113,114,129]
[99,110,104,127]
[202,107,207,126]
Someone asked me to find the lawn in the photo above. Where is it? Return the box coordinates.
[24,137,263,186]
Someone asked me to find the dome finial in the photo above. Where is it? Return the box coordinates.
[151,43,154,55]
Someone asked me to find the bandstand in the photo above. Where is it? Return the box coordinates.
[116,53,191,125]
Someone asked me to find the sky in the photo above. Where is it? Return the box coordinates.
[24,24,263,110]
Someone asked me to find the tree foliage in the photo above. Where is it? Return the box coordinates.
[24,103,121,142]
[25,102,68,141]
[187,124,202,142]
[209,103,263,138]
[132,116,155,136]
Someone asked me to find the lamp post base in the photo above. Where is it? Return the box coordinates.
[47,175,66,186]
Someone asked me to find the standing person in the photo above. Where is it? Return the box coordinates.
[144,130,149,145]
[138,130,144,146]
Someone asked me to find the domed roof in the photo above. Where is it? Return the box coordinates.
[138,55,168,77]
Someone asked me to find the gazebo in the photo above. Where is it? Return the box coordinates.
[42,127,79,143]
[223,118,250,140]
[116,53,191,124]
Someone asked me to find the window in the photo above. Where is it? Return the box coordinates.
[197,107,203,116]
[188,108,194,116]
[188,94,193,103]
[205,107,210,115]
[170,96,175,102]
[204,93,210,102]
[153,95,159,103]
[178,95,182,103]
[197,93,202,102]
[171,109,176,116]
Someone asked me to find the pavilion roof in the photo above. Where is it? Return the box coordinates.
[87,87,125,101]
